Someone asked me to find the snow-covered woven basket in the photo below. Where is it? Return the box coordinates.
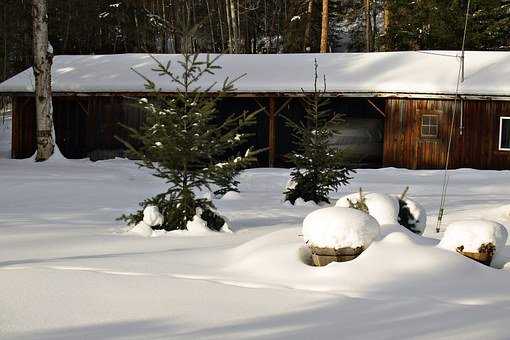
[438,220,508,266]
[308,246,365,266]
[302,207,380,266]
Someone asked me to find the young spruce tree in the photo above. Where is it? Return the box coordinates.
[119,53,256,231]
[284,60,354,205]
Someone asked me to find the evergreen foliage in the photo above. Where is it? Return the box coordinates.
[118,53,256,231]
[283,60,354,205]
[3,0,510,83]
[347,188,369,213]
[385,0,510,51]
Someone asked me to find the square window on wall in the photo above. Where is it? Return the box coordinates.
[421,114,440,138]
[499,117,510,151]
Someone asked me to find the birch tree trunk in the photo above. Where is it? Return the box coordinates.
[225,0,233,53]
[320,0,329,53]
[303,0,314,52]
[32,0,54,161]
[229,0,239,52]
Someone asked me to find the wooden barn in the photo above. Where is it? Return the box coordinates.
[1,51,510,169]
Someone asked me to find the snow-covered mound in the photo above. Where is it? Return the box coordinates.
[302,207,380,249]
[143,205,164,227]
[129,221,154,237]
[438,220,508,255]
[186,214,216,234]
[220,191,242,200]
[336,192,399,225]
[292,198,320,207]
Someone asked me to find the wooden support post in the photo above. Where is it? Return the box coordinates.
[10,98,17,158]
[268,97,277,167]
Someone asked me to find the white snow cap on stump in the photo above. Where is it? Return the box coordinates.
[302,207,381,249]
[143,205,164,227]
[438,220,508,253]
[336,192,399,225]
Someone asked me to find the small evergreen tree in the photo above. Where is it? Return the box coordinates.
[119,53,256,231]
[284,60,354,205]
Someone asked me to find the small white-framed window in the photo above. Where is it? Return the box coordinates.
[499,117,510,151]
[421,114,439,138]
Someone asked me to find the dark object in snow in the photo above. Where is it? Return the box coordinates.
[309,246,364,266]
[397,187,423,235]
[456,243,496,266]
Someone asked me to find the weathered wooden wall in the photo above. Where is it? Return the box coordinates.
[10,95,385,168]
[11,97,36,158]
[384,99,510,169]
[11,96,145,159]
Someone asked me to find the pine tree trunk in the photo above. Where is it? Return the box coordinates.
[320,0,329,53]
[32,0,54,161]
[304,0,314,52]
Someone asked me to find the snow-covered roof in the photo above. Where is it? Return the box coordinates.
[1,51,510,98]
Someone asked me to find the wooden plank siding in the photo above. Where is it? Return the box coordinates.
[384,99,510,169]
[11,97,36,158]
[13,94,510,169]
[11,96,145,159]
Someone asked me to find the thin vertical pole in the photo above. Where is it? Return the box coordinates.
[268,97,276,167]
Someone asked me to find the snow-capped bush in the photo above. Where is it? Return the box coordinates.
[142,205,164,227]
[396,197,426,235]
[438,220,508,257]
[336,190,427,235]
[186,208,233,234]
[336,192,399,225]
[186,213,214,234]
[302,207,380,249]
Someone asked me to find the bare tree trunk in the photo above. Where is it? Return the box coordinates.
[364,0,373,52]
[304,0,314,52]
[382,0,390,51]
[320,0,328,53]
[217,0,226,51]
[205,0,217,52]
[32,0,54,161]
[225,0,233,52]
[383,1,390,32]
[229,0,239,52]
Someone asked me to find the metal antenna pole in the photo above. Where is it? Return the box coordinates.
[461,0,471,83]
[435,0,471,233]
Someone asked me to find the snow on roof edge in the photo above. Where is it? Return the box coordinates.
[1,51,509,97]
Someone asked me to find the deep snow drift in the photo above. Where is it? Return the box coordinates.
[2,155,510,339]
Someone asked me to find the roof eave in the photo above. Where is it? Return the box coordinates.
[2,91,510,101]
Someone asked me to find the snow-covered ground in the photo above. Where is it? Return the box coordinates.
[2,118,510,339]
